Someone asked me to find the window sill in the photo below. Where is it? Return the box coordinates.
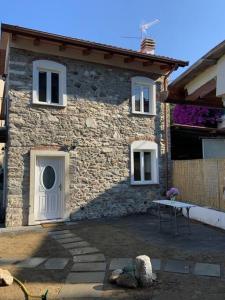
[32,101,66,108]
[131,111,156,116]
[131,181,159,186]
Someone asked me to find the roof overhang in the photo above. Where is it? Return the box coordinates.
[0,23,188,71]
[166,40,225,108]
[170,39,225,89]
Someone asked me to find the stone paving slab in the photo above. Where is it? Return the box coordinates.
[52,233,75,240]
[70,247,99,256]
[0,258,22,266]
[58,237,83,244]
[64,241,90,248]
[194,262,221,277]
[44,258,69,270]
[164,259,190,274]
[72,262,106,272]
[151,258,161,271]
[16,257,46,268]
[65,221,79,226]
[66,272,105,283]
[73,254,105,263]
[49,230,71,235]
[109,258,133,270]
[58,283,103,298]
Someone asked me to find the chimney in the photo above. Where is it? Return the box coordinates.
[140,38,155,55]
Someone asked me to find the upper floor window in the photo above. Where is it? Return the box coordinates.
[131,76,156,115]
[33,60,67,106]
[131,140,159,185]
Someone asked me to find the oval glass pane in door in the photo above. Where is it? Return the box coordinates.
[42,166,55,189]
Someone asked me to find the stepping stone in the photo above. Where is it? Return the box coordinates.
[57,237,83,244]
[194,263,220,277]
[65,221,78,225]
[70,247,99,256]
[164,259,190,274]
[151,258,161,271]
[49,230,71,235]
[66,272,105,283]
[73,254,105,263]
[51,233,74,239]
[58,283,103,298]
[109,258,133,270]
[63,241,90,248]
[72,262,106,272]
[16,257,46,268]
[44,258,69,270]
[0,258,22,266]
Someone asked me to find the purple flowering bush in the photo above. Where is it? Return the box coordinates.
[166,187,179,199]
[173,105,223,127]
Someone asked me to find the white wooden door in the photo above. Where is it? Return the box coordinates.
[35,157,64,221]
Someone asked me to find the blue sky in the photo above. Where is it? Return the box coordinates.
[1,0,225,79]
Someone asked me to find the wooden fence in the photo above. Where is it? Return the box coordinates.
[172,159,225,211]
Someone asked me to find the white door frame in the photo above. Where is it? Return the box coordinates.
[28,150,69,225]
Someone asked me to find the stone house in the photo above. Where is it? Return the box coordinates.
[0,24,187,227]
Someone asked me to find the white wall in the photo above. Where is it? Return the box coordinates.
[0,78,4,98]
[216,54,225,97]
[183,206,225,230]
[185,65,217,95]
[184,53,225,98]
[202,139,225,159]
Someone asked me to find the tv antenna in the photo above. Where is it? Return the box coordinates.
[121,19,160,41]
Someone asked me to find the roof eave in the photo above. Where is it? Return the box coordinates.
[1,23,188,68]
[170,39,225,89]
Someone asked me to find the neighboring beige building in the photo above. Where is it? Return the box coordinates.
[0,24,187,226]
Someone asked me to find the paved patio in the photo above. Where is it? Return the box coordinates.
[1,213,225,299]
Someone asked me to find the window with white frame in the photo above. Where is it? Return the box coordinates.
[33,60,67,106]
[131,76,156,115]
[131,140,159,184]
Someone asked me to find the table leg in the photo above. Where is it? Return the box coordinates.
[174,208,178,235]
[186,207,191,234]
[158,203,161,231]
[170,205,173,228]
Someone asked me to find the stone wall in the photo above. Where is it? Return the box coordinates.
[5,47,169,226]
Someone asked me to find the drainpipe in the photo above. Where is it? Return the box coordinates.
[163,64,178,192]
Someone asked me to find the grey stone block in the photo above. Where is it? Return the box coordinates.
[69,247,99,255]
[109,258,133,270]
[63,241,90,248]
[0,258,22,266]
[164,259,189,274]
[151,258,161,271]
[194,263,221,277]
[58,283,103,298]
[58,237,83,244]
[44,258,69,270]
[51,233,74,240]
[66,272,105,283]
[16,257,46,268]
[72,262,106,272]
[73,254,105,263]
[48,230,71,235]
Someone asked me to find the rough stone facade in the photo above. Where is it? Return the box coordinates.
[5,47,169,226]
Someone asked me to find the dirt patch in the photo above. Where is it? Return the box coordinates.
[0,231,70,259]
[1,217,225,299]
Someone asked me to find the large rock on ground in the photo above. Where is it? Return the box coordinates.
[134,255,153,287]
[116,273,138,289]
[109,269,123,283]
[0,269,13,286]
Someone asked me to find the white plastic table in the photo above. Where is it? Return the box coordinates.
[153,200,195,235]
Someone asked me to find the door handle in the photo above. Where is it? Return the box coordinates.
[59,183,62,191]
